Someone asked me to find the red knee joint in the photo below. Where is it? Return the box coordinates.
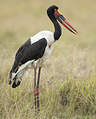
[34,88,39,95]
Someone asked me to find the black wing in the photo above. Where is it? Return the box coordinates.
[11,38,47,73]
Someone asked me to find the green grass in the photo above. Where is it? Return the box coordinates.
[0,0,96,119]
[60,78,96,116]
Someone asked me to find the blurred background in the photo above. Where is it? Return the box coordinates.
[0,0,96,119]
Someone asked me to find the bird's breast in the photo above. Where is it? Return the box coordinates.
[43,44,53,60]
[32,44,53,68]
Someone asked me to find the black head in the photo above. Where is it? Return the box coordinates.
[47,5,58,16]
[47,5,78,35]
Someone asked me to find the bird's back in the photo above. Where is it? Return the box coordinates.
[30,31,54,46]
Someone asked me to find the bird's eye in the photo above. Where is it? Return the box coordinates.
[54,9,57,12]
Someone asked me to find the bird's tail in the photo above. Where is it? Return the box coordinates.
[9,70,16,85]
[9,60,34,88]
[9,68,24,88]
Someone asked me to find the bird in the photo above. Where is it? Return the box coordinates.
[9,5,77,111]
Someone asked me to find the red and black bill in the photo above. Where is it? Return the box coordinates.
[54,9,78,35]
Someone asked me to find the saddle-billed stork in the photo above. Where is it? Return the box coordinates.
[9,5,77,111]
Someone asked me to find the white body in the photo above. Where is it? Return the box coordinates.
[30,31,54,64]
[11,31,55,83]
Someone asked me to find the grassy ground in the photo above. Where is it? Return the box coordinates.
[0,0,96,119]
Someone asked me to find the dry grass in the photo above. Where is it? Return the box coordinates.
[0,0,96,119]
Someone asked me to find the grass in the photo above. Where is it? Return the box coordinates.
[0,0,96,118]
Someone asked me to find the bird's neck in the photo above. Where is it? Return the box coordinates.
[48,15,62,41]
[54,20,62,40]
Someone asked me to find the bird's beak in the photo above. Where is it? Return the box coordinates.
[54,10,78,35]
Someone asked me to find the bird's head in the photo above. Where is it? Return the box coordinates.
[47,5,78,35]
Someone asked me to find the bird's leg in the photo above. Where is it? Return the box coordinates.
[36,67,41,112]
[34,68,37,111]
